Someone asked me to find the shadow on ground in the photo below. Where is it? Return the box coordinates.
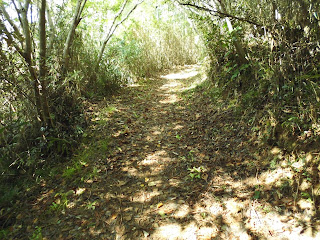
[6,65,320,239]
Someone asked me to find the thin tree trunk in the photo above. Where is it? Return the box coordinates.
[0,19,23,54]
[96,0,129,68]
[96,0,144,69]
[46,4,55,51]
[0,3,24,47]
[62,0,87,72]
[20,0,44,122]
[39,0,52,127]
[218,0,248,64]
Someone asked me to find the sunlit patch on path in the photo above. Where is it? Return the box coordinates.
[160,66,200,80]
[158,65,205,105]
[14,65,320,239]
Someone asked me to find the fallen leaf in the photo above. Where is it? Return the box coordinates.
[124,215,132,221]
[143,230,150,237]
[47,189,54,195]
[117,180,127,187]
[76,188,86,195]
[157,202,163,208]
[202,173,208,181]
[148,182,157,187]
[158,210,165,217]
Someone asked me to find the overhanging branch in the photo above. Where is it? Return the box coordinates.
[178,2,263,27]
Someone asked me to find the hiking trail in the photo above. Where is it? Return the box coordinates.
[12,65,320,239]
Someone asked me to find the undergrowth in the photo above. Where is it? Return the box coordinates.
[190,65,320,219]
[0,2,203,229]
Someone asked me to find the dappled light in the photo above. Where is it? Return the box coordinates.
[1,0,320,238]
[161,65,200,81]
[159,94,180,104]
[4,63,320,239]
[159,81,182,90]
[158,65,204,105]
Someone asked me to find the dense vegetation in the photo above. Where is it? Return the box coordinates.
[1,0,320,238]
[0,0,202,203]
[184,0,320,148]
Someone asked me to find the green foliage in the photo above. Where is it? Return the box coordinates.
[86,200,97,210]
[62,165,80,179]
[0,184,20,208]
[253,185,262,199]
[0,229,10,239]
[301,192,312,201]
[29,226,43,240]
[175,134,182,140]
[191,0,320,147]
[188,166,204,180]
[269,157,279,169]
[253,190,261,199]
[49,191,70,213]
[112,6,204,77]
[1,0,203,190]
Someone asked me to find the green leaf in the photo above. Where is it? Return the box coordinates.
[253,190,261,199]
[299,74,320,80]
[301,192,311,199]
[0,127,5,134]
[231,70,240,80]
[226,67,233,73]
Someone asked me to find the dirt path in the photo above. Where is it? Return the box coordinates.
[9,65,320,239]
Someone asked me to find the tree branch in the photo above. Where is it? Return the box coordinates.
[0,19,24,56]
[77,0,87,20]
[11,0,24,29]
[0,3,24,44]
[62,0,87,71]
[178,2,263,27]
[105,0,129,42]
[105,0,143,44]
[96,0,144,68]
[46,5,55,51]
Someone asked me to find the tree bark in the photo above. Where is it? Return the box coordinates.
[20,0,44,122]
[217,0,248,64]
[46,4,55,51]
[62,0,87,72]
[39,0,52,127]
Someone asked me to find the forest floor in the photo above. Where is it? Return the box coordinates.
[5,65,320,239]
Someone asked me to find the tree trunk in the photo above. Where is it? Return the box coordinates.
[96,0,129,69]
[0,3,24,47]
[96,0,144,69]
[62,0,87,72]
[46,4,55,51]
[218,0,248,65]
[20,0,44,122]
[39,0,52,127]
